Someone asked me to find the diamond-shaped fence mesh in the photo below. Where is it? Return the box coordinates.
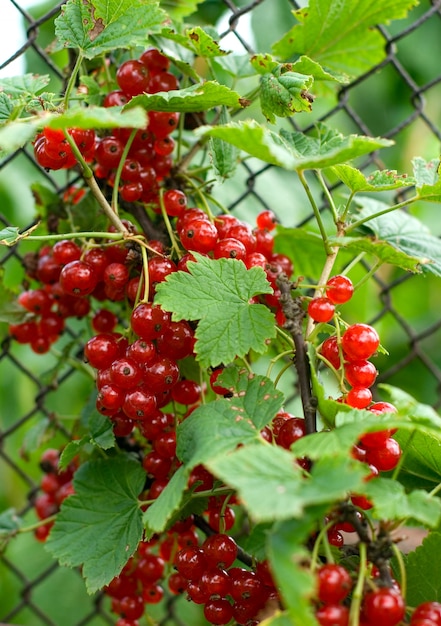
[1,1,441,624]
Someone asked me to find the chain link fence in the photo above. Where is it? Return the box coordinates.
[1,0,441,624]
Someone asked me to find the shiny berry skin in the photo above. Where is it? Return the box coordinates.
[213,237,247,261]
[362,587,405,626]
[163,189,187,217]
[148,71,179,94]
[346,386,372,409]
[326,275,354,304]
[59,260,98,296]
[316,604,349,626]
[122,388,157,419]
[52,239,82,266]
[110,357,143,390]
[308,297,335,323]
[317,564,352,604]
[342,324,380,361]
[365,438,402,472]
[142,356,180,393]
[92,309,118,334]
[320,336,341,370]
[171,379,201,405]
[412,601,441,625]
[174,546,206,580]
[256,209,277,231]
[116,59,150,96]
[344,360,377,388]
[203,599,233,625]
[202,533,238,569]
[276,417,306,449]
[95,136,124,168]
[103,262,129,290]
[140,48,170,74]
[130,303,170,340]
[179,218,218,253]
[156,320,195,360]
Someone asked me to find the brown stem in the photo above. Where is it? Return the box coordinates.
[277,274,317,434]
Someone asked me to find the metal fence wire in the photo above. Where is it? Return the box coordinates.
[1,0,441,624]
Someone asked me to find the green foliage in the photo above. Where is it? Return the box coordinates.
[127,81,246,112]
[272,0,418,79]
[354,197,441,276]
[198,121,393,170]
[405,533,441,605]
[155,255,276,367]
[259,67,314,123]
[364,478,441,527]
[46,455,145,593]
[54,0,166,58]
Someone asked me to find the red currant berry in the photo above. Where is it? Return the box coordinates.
[342,324,380,361]
[116,59,150,96]
[346,386,372,409]
[256,209,278,231]
[317,564,352,604]
[365,438,402,472]
[362,587,405,626]
[344,360,377,388]
[316,604,349,626]
[59,260,98,297]
[320,335,341,369]
[308,297,335,323]
[326,275,354,304]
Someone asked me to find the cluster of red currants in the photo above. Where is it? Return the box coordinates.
[32,448,76,542]
[33,48,179,206]
[173,535,277,626]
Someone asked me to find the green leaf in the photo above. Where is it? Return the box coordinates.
[0,508,22,535]
[380,384,441,430]
[331,164,415,192]
[127,81,246,113]
[217,366,285,430]
[291,56,347,83]
[154,255,276,367]
[240,523,273,561]
[0,106,147,156]
[143,465,189,536]
[59,438,88,471]
[268,516,324,626]
[88,410,115,449]
[260,69,314,123]
[0,93,14,123]
[272,0,418,78]
[0,74,51,100]
[185,26,230,57]
[46,455,145,593]
[329,236,424,274]
[209,107,238,182]
[0,269,31,324]
[48,105,148,130]
[206,445,366,522]
[197,121,392,171]
[0,509,22,549]
[413,157,441,203]
[354,197,441,276]
[177,371,283,469]
[0,119,41,156]
[394,430,441,486]
[160,0,203,20]
[55,0,166,59]
[279,124,393,170]
[413,156,440,187]
[364,478,441,528]
[405,532,441,605]
[206,444,305,522]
